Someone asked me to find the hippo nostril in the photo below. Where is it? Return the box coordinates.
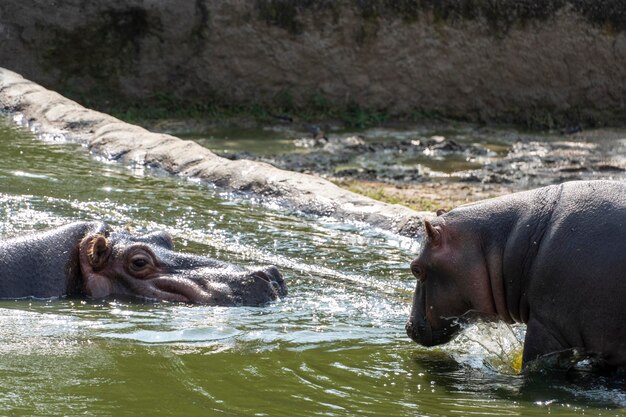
[252,271,272,282]
[252,266,283,282]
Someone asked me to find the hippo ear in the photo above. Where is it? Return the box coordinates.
[424,220,442,246]
[436,208,447,216]
[83,234,112,270]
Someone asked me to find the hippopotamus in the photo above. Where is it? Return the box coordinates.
[0,221,286,305]
[406,180,626,370]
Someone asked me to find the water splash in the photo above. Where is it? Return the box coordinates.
[446,321,525,374]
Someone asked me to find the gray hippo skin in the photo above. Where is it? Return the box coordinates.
[0,221,286,305]
[406,180,626,370]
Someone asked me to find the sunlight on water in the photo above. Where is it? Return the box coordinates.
[0,117,624,416]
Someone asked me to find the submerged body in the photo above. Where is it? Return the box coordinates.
[0,221,286,305]
[406,180,626,370]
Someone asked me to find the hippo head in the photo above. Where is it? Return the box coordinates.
[76,227,286,305]
[406,217,493,346]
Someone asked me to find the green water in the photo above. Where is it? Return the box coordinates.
[0,118,624,416]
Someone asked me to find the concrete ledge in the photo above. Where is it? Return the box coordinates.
[0,67,427,236]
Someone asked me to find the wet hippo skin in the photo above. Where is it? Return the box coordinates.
[0,221,286,305]
[406,180,626,370]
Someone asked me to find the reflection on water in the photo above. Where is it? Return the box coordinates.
[0,117,624,416]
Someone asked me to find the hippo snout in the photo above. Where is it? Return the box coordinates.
[251,266,287,297]
[406,316,461,347]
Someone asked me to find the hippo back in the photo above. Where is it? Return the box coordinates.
[0,221,107,298]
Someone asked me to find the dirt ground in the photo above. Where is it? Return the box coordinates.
[333,179,515,213]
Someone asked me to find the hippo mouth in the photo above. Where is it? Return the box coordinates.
[139,267,287,305]
[149,276,212,303]
[406,286,461,346]
[405,316,460,347]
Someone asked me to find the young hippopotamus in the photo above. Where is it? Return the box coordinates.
[0,221,286,305]
[406,180,626,370]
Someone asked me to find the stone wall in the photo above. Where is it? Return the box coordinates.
[1,1,625,125]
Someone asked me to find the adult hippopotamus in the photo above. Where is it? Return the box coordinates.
[406,180,626,370]
[0,221,286,305]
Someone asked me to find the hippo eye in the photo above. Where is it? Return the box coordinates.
[129,255,152,271]
[132,259,147,268]
[411,263,426,282]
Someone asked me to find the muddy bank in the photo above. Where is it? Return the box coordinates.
[220,126,625,183]
[0,68,427,236]
[1,1,626,126]
[195,121,625,211]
